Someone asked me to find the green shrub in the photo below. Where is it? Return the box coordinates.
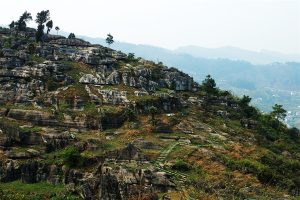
[46,78,60,91]
[58,101,69,112]
[257,153,300,191]
[289,127,299,140]
[0,189,26,200]
[61,146,85,167]
[28,55,45,64]
[123,108,137,122]
[218,154,300,190]
[127,53,135,61]
[220,155,266,174]
[84,103,101,120]
[151,65,164,81]
[257,167,276,184]
[168,115,179,126]
[28,43,36,54]
[4,37,12,48]
[172,159,191,172]
[84,102,97,111]
[20,126,42,133]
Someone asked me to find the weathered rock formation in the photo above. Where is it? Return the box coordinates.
[0,27,196,199]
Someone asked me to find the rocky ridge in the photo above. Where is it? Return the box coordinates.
[0,27,196,199]
[0,26,300,200]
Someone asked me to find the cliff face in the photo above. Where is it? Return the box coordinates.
[0,27,299,200]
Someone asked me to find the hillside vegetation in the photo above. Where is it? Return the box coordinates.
[0,12,300,200]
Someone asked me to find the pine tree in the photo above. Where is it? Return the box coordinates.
[106,33,114,46]
[68,33,76,39]
[271,104,287,120]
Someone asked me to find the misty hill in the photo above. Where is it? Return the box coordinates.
[176,46,300,65]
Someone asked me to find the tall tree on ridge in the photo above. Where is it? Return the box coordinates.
[16,11,32,32]
[46,20,53,34]
[55,26,60,35]
[68,33,76,39]
[35,10,50,42]
[271,104,287,120]
[106,33,114,47]
[9,21,15,29]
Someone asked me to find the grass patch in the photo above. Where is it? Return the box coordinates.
[218,154,266,174]
[127,94,159,102]
[20,126,42,133]
[26,55,45,66]
[58,84,89,100]
[63,61,93,82]
[0,181,79,200]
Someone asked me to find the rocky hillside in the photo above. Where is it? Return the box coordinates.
[0,27,300,200]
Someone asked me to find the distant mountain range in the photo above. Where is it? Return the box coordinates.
[175,46,300,65]
[77,35,300,65]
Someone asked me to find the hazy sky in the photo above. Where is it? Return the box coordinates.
[0,0,299,54]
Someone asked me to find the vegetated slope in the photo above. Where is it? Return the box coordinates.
[81,36,300,129]
[0,26,300,200]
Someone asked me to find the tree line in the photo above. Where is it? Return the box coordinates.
[9,10,59,42]
[8,10,114,46]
